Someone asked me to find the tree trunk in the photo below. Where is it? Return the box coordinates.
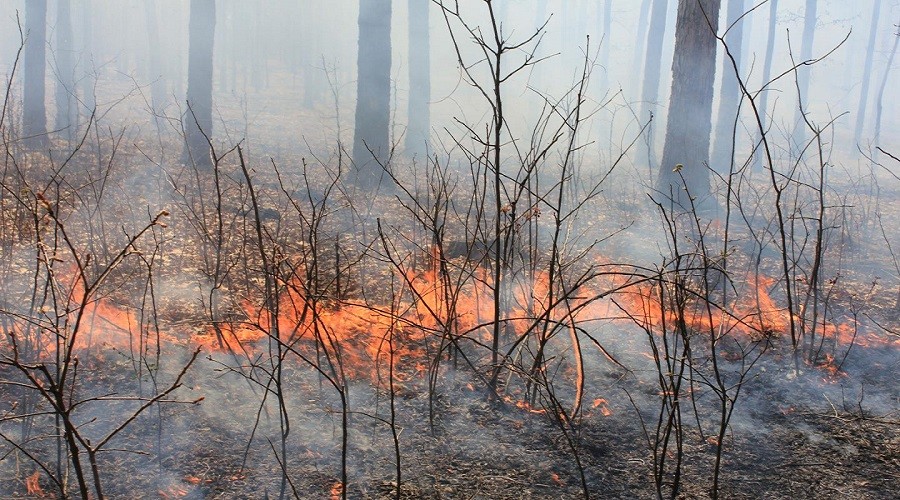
[301,1,327,108]
[599,0,612,91]
[853,0,881,145]
[352,0,392,186]
[183,0,216,169]
[78,0,95,118]
[24,0,48,150]
[632,0,653,79]
[54,0,76,144]
[144,0,166,132]
[752,0,777,170]
[710,0,745,172]
[639,0,670,172]
[792,0,816,145]
[406,0,430,157]
[658,0,721,209]
[873,17,900,154]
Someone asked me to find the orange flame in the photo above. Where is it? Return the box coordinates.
[25,471,44,497]
[2,268,182,360]
[329,481,344,499]
[592,398,613,417]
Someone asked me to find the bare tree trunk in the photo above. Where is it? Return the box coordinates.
[710,0,745,172]
[752,0,778,170]
[406,0,430,157]
[873,17,899,154]
[300,2,319,107]
[599,0,612,91]
[639,0,670,172]
[352,0,392,186]
[24,0,48,150]
[853,0,881,145]
[658,0,721,209]
[55,0,76,144]
[183,0,216,169]
[632,0,653,79]
[792,0,816,147]
[78,0,94,105]
[144,0,166,132]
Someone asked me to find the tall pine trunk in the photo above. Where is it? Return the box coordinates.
[752,0,778,170]
[710,0,745,172]
[792,0,816,146]
[658,0,721,208]
[24,0,48,150]
[352,0,392,186]
[639,0,670,172]
[853,0,881,144]
[873,17,900,155]
[183,0,216,169]
[300,1,324,108]
[599,0,612,92]
[144,0,166,134]
[406,0,430,156]
[78,0,94,102]
[55,0,76,144]
[632,0,653,79]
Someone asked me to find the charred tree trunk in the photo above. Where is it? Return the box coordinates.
[183,0,216,169]
[710,0,745,173]
[853,0,881,145]
[301,1,325,108]
[352,0,392,187]
[55,0,76,144]
[873,17,900,151]
[24,0,48,150]
[406,0,430,157]
[632,0,653,79]
[752,0,777,170]
[639,0,669,172]
[144,0,166,132]
[599,0,612,91]
[78,0,95,118]
[658,0,721,209]
[792,0,816,146]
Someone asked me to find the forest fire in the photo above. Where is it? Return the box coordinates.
[2,269,182,360]
[1,0,898,498]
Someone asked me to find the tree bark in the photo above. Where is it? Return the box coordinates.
[792,0,816,145]
[599,0,612,91]
[77,0,95,122]
[853,0,881,144]
[54,0,76,144]
[710,0,745,173]
[632,0,653,79]
[352,0,392,186]
[144,0,166,132]
[873,17,900,154]
[183,0,216,169]
[658,0,721,208]
[406,0,430,157]
[24,0,48,150]
[752,0,777,170]
[300,0,324,108]
[639,0,670,171]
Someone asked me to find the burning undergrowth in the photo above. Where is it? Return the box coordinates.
[1,138,896,499]
[2,33,899,497]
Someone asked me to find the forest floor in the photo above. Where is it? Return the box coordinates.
[2,336,896,499]
[1,126,899,498]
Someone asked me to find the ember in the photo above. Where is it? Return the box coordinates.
[24,471,43,497]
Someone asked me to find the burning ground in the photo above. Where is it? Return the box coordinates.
[0,134,898,500]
